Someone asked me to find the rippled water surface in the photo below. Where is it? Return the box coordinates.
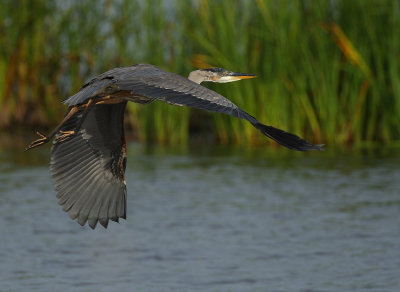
[1,143,400,291]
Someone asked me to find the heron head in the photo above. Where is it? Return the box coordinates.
[188,67,256,84]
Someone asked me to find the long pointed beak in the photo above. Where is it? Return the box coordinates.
[215,71,256,82]
[228,72,257,80]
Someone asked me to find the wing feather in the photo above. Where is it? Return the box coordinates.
[50,102,128,229]
[63,64,323,151]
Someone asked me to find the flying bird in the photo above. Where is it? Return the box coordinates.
[26,64,323,229]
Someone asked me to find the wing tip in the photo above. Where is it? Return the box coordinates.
[64,210,127,229]
[253,122,326,152]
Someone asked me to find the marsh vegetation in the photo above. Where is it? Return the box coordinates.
[1,0,399,147]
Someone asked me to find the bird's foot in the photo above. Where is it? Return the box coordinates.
[55,130,76,143]
[25,131,49,151]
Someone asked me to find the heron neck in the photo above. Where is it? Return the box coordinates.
[188,70,205,84]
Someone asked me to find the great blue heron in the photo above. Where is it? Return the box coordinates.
[26,64,323,229]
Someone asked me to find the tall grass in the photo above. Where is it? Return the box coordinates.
[179,0,400,147]
[1,0,399,147]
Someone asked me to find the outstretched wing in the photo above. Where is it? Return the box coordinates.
[116,69,323,151]
[50,102,127,229]
[63,64,323,151]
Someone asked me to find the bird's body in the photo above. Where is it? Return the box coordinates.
[27,64,323,229]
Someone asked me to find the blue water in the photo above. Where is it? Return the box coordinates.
[1,143,399,291]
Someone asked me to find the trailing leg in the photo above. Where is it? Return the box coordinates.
[53,99,95,144]
[26,99,95,150]
[25,106,79,151]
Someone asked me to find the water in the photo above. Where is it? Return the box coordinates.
[1,143,399,292]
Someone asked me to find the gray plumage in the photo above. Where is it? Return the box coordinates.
[34,64,323,229]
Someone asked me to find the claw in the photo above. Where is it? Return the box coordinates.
[55,130,76,144]
[25,131,50,151]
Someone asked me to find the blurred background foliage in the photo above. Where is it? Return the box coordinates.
[1,0,399,147]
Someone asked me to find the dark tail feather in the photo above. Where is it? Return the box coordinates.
[253,122,324,151]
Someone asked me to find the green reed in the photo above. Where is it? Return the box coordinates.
[178,0,400,147]
[1,0,399,147]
